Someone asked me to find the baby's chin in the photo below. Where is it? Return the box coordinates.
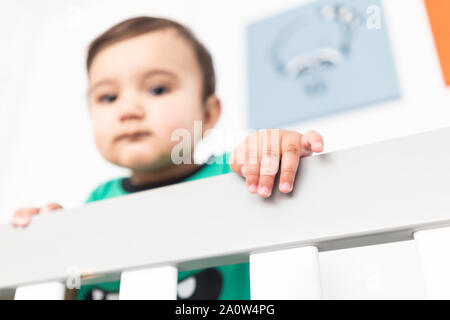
[113,146,173,171]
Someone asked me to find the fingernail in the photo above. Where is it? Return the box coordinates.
[248,184,257,193]
[241,166,246,176]
[314,142,323,149]
[258,186,270,197]
[281,183,292,192]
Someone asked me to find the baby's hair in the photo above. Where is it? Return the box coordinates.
[87,16,216,102]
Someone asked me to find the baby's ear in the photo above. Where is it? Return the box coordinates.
[202,94,221,131]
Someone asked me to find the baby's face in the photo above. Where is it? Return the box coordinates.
[88,29,207,170]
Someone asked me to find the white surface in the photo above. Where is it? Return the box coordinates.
[250,246,322,299]
[414,227,450,299]
[119,266,177,300]
[0,0,448,299]
[14,281,65,300]
[319,240,426,299]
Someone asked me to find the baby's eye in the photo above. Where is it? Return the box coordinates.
[98,94,117,104]
[149,85,170,96]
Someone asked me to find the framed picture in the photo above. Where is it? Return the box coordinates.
[247,0,401,128]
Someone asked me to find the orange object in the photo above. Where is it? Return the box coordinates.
[425,0,450,86]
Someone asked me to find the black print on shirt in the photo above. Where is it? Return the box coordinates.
[177,268,223,300]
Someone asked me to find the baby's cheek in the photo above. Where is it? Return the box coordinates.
[162,120,195,144]
[93,126,114,159]
[165,108,201,134]
[90,112,114,155]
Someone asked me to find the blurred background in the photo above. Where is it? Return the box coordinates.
[1,0,449,299]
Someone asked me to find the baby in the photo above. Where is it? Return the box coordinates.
[11,17,324,300]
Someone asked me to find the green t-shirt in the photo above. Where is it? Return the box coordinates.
[77,153,250,300]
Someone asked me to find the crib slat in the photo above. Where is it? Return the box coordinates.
[14,281,65,300]
[119,266,177,300]
[414,226,450,299]
[250,246,322,299]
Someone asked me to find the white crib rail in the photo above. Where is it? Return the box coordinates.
[2,127,450,299]
[250,246,322,299]
[414,227,450,299]
[119,266,178,300]
[14,282,65,300]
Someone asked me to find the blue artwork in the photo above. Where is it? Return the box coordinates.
[247,0,401,128]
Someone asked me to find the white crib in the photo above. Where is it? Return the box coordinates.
[2,127,450,300]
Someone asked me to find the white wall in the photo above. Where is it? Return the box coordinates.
[1,0,447,299]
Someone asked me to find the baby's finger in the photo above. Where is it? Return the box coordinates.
[258,129,280,198]
[301,130,324,157]
[245,132,260,193]
[40,203,63,214]
[279,132,302,193]
[11,208,40,227]
[229,141,246,177]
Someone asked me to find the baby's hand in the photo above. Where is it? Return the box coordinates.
[11,203,63,227]
[230,129,324,197]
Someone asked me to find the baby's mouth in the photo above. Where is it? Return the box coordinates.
[116,131,151,142]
